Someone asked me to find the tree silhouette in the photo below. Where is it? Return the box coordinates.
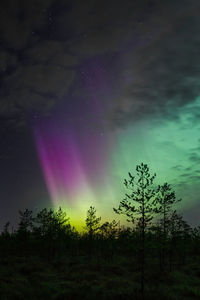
[85,206,101,237]
[167,211,191,271]
[18,209,33,234]
[17,208,33,249]
[0,198,200,299]
[2,221,10,237]
[17,209,34,255]
[85,206,101,257]
[100,220,119,239]
[100,220,119,261]
[113,162,156,296]
[33,207,70,260]
[153,183,181,271]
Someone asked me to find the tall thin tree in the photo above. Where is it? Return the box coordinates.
[85,206,101,257]
[153,183,181,271]
[113,162,156,296]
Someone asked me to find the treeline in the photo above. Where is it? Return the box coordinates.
[1,163,200,298]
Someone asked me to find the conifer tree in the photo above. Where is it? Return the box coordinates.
[85,206,101,257]
[113,162,156,296]
[153,183,181,270]
[2,222,10,237]
[18,209,33,237]
[33,207,70,259]
[85,206,101,238]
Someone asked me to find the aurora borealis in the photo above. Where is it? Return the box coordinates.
[32,95,200,228]
[1,0,200,229]
[32,60,117,228]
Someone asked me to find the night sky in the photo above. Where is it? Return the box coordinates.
[1,0,200,230]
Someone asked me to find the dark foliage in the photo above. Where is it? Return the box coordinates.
[0,163,199,299]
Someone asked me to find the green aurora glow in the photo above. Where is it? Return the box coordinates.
[47,97,200,230]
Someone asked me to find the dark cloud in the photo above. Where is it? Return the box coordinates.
[172,151,200,189]
[171,165,183,172]
[190,145,200,153]
[1,0,200,132]
[0,0,55,49]
[180,173,191,178]
[189,152,200,163]
[0,0,171,129]
[112,2,200,126]
[185,167,193,172]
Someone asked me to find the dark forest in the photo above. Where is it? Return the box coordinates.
[1,163,200,299]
